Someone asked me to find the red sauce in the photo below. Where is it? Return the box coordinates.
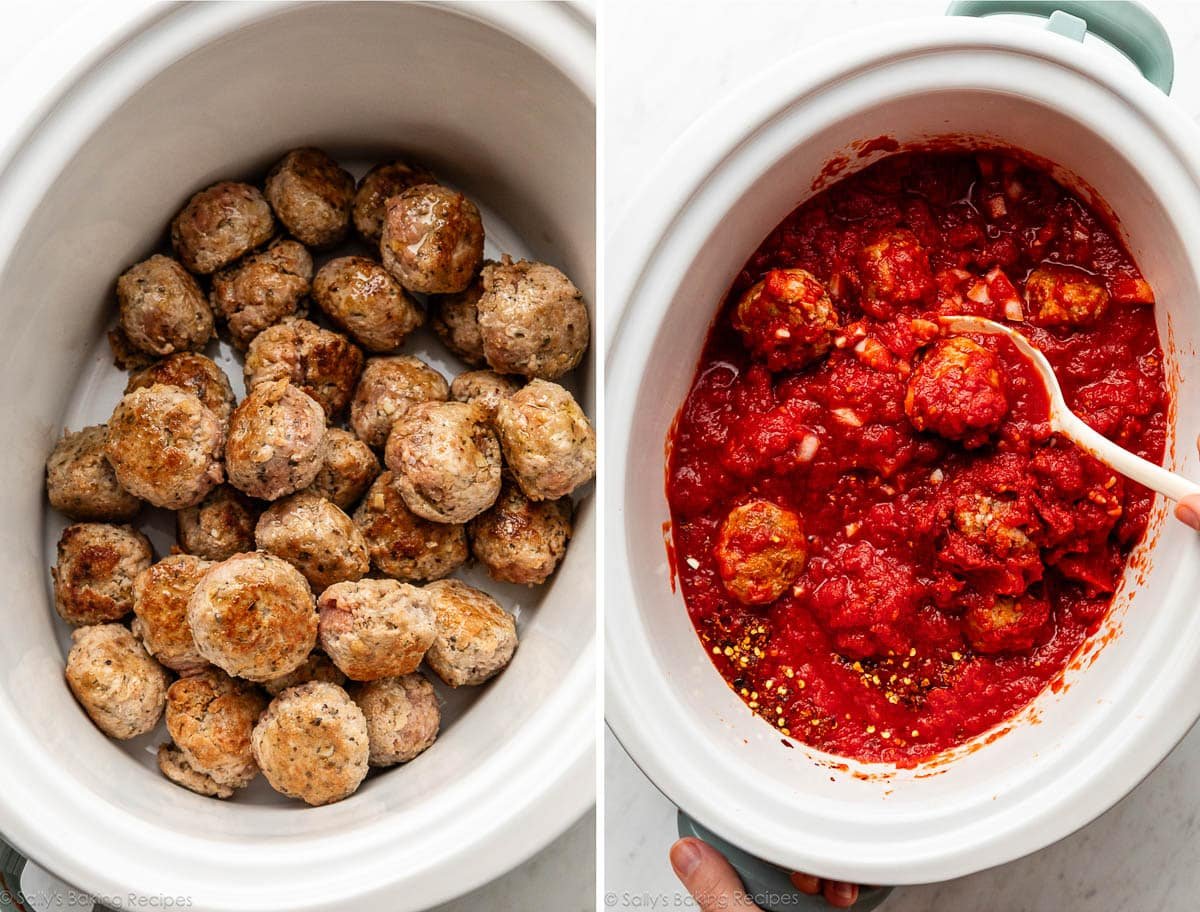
[666,151,1167,765]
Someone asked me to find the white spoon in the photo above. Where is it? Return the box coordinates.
[937,314,1200,503]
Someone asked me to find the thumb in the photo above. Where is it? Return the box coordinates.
[1175,494,1200,531]
[669,838,761,912]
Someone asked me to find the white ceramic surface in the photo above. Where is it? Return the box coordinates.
[0,3,595,911]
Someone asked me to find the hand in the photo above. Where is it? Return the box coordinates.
[1176,495,1200,530]
[669,837,859,909]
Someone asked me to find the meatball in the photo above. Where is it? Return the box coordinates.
[46,424,141,522]
[126,352,235,427]
[450,370,521,420]
[255,491,369,589]
[244,319,364,419]
[187,551,318,683]
[952,493,1036,559]
[423,579,517,687]
[494,379,596,501]
[385,401,502,523]
[209,238,313,349]
[262,650,347,697]
[171,181,275,275]
[132,554,212,673]
[312,256,424,353]
[165,668,267,792]
[251,681,369,806]
[732,268,839,371]
[352,472,467,581]
[53,523,153,625]
[381,184,484,294]
[306,428,380,510]
[157,743,234,799]
[105,385,225,509]
[225,380,328,501]
[65,624,168,740]
[1024,264,1110,328]
[354,673,440,766]
[964,590,1050,654]
[429,268,487,366]
[856,228,934,318]
[476,258,589,380]
[905,336,1009,446]
[350,356,449,448]
[469,481,572,586]
[317,578,437,681]
[714,500,807,605]
[353,159,436,244]
[116,255,214,357]
[264,148,355,248]
[176,485,258,561]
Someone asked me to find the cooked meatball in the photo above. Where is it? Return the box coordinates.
[732,268,839,371]
[46,424,141,522]
[171,181,275,275]
[165,668,267,792]
[65,624,168,740]
[450,370,521,421]
[476,258,589,380]
[350,355,449,448]
[714,500,807,605]
[209,238,313,349]
[905,336,1009,446]
[53,523,153,625]
[857,228,934,318]
[1024,264,1110,328]
[176,485,258,561]
[354,673,439,766]
[964,590,1050,654]
[312,256,424,352]
[353,159,436,244]
[126,352,235,427]
[317,578,437,681]
[244,319,364,419]
[952,493,1036,559]
[352,472,467,581]
[225,380,327,501]
[255,491,369,589]
[429,268,487,366]
[423,579,517,687]
[469,480,572,586]
[251,681,369,806]
[132,554,212,673]
[116,255,214,357]
[264,148,354,248]
[262,650,347,697]
[105,385,225,509]
[385,401,502,523]
[494,379,596,501]
[306,428,380,510]
[157,743,233,799]
[187,551,318,683]
[381,184,484,294]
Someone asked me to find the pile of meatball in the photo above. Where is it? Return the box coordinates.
[45,147,595,806]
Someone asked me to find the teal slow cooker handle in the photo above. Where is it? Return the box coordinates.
[0,839,117,912]
[946,0,1174,93]
[677,812,893,911]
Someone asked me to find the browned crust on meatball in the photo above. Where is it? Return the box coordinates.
[317,578,437,681]
[165,667,267,790]
[117,255,214,357]
[126,353,235,427]
[46,424,141,522]
[53,523,153,625]
[429,267,490,366]
[132,554,212,673]
[210,238,314,349]
[171,181,275,275]
[176,485,259,562]
[245,319,364,419]
[494,379,596,501]
[306,428,380,510]
[255,491,369,590]
[312,256,424,353]
[423,579,517,687]
[350,356,449,448]
[353,160,436,244]
[157,743,234,799]
[225,380,328,501]
[262,650,347,697]
[352,472,467,581]
[469,480,572,586]
[354,673,440,766]
[450,370,522,421]
[381,184,484,294]
[65,624,168,739]
[264,148,355,248]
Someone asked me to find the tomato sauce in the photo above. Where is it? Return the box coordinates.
[666,151,1167,765]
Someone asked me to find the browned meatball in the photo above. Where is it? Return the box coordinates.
[165,668,267,792]
[352,472,467,581]
[353,160,436,244]
[171,181,275,275]
[244,319,364,419]
[732,268,838,371]
[264,148,355,248]
[429,268,488,366]
[66,624,168,740]
[450,370,521,421]
[964,590,1050,654]
[477,258,589,379]
[385,401,502,523]
[158,743,234,799]
[423,579,517,687]
[311,256,424,353]
[132,554,212,674]
[209,238,313,349]
[252,681,369,806]
[255,491,369,589]
[225,380,328,501]
[494,380,595,501]
[46,425,141,522]
[105,385,225,509]
[53,523,153,625]
[350,355,449,448]
[381,184,484,294]
[354,673,440,766]
[317,578,437,681]
[469,481,572,586]
[1024,264,1110,328]
[126,352,235,428]
[176,485,258,562]
[857,228,934,318]
[306,428,380,510]
[187,552,318,683]
[262,650,347,697]
[714,500,807,605]
[117,255,214,357]
[904,336,1009,447]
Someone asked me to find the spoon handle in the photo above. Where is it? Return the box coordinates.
[1058,411,1200,503]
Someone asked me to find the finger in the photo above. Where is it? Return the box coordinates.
[1175,495,1200,531]
[823,880,860,908]
[669,838,760,911]
[789,872,822,895]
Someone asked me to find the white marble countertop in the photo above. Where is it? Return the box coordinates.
[604,1,1200,909]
